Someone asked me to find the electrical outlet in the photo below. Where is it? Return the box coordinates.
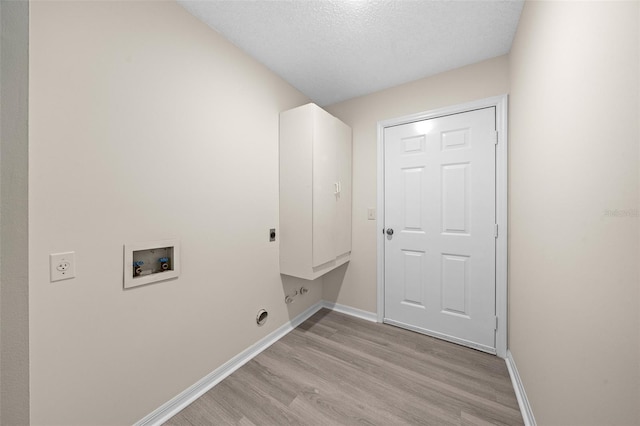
[50,251,76,282]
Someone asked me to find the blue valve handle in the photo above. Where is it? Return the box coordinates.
[159,257,169,263]
[133,261,144,267]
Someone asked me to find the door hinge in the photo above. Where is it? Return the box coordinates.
[494,224,499,238]
[493,131,499,145]
[494,316,498,331]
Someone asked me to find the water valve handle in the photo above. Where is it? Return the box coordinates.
[159,257,170,271]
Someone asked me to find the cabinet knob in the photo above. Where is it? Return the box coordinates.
[386,228,394,236]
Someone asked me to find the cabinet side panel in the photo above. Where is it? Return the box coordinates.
[335,118,352,256]
[279,106,313,277]
[312,107,338,267]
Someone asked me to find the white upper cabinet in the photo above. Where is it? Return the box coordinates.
[279,103,352,280]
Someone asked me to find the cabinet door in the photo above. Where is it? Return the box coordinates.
[312,109,338,267]
[335,118,352,257]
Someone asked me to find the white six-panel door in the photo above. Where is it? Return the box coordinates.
[384,107,497,353]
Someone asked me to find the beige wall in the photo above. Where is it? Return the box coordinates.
[0,0,30,424]
[509,1,639,424]
[323,55,509,313]
[29,2,318,424]
[26,1,640,425]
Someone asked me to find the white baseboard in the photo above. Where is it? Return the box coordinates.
[134,301,325,426]
[505,350,536,426]
[321,300,378,322]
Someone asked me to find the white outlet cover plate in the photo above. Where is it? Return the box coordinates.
[367,208,376,220]
[50,251,76,282]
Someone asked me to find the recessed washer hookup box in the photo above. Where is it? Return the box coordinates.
[124,239,180,289]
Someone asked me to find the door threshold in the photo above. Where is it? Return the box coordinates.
[383,318,497,356]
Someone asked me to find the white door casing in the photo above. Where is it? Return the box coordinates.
[376,96,508,358]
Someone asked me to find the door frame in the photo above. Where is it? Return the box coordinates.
[376,95,508,358]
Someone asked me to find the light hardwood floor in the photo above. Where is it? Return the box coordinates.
[165,309,524,425]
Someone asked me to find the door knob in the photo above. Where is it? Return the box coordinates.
[386,228,394,236]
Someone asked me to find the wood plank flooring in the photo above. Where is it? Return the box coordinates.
[165,309,523,426]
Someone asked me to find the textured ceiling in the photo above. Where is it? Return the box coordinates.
[178,0,524,106]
